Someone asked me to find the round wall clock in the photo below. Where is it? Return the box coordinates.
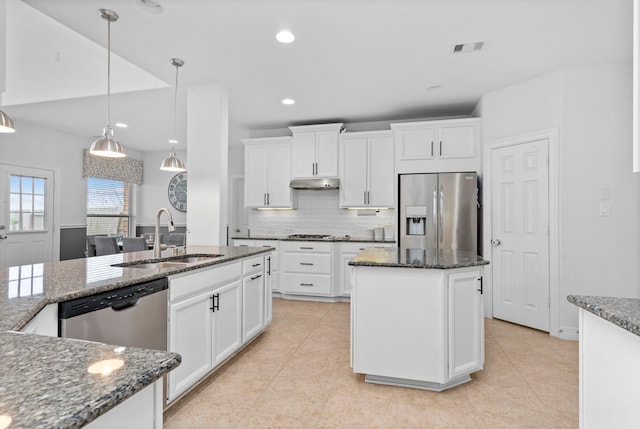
[168,172,187,212]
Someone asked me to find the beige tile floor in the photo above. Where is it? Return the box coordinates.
[164,298,578,428]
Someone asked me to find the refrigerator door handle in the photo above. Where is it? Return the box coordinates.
[433,184,438,246]
[439,184,444,245]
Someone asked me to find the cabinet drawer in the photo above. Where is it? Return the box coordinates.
[282,253,332,274]
[339,242,394,254]
[243,255,265,275]
[234,239,254,247]
[169,262,241,302]
[282,273,332,296]
[253,240,279,250]
[282,241,333,253]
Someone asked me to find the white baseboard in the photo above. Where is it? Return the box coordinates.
[557,326,579,341]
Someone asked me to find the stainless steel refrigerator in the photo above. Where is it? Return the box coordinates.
[398,172,478,253]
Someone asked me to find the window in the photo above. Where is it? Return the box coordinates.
[9,174,47,232]
[86,178,131,236]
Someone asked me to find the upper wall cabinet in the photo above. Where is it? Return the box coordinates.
[339,130,394,208]
[392,118,481,174]
[289,123,343,179]
[242,137,295,209]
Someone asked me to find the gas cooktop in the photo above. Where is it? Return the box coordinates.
[287,234,333,239]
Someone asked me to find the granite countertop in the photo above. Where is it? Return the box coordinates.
[567,295,640,337]
[0,330,180,429]
[1,244,272,332]
[232,235,396,243]
[0,244,271,429]
[348,247,489,269]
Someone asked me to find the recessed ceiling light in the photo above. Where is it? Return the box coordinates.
[114,122,128,128]
[282,98,295,105]
[136,0,163,14]
[276,30,295,44]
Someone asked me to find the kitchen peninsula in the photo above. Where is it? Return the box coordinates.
[0,245,272,429]
[349,247,489,391]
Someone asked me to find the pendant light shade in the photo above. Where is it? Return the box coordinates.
[90,9,126,158]
[160,58,186,172]
[0,109,15,133]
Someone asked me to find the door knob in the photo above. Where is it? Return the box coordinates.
[0,234,7,240]
[491,239,501,246]
[0,224,5,230]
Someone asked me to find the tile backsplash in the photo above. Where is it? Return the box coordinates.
[248,190,395,239]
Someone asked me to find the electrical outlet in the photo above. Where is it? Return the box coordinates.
[599,203,610,216]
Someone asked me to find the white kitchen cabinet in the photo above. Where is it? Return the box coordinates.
[351,264,483,391]
[339,131,394,208]
[392,118,480,174]
[212,280,243,366]
[289,123,343,179]
[340,131,394,208]
[233,239,280,293]
[281,241,334,296]
[243,137,294,208]
[242,255,266,342]
[337,242,394,297]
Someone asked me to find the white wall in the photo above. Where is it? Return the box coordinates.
[480,61,640,335]
[137,150,187,226]
[0,120,88,227]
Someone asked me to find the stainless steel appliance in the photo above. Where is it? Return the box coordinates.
[399,172,478,253]
[59,278,168,350]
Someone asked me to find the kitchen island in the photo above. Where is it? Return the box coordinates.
[568,295,640,428]
[349,247,489,391]
[0,245,271,429]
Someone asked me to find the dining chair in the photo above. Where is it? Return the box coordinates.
[167,233,186,246]
[122,237,148,253]
[94,236,121,256]
[86,234,108,257]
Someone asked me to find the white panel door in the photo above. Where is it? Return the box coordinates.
[367,136,394,207]
[266,142,292,207]
[0,164,55,268]
[340,138,368,207]
[315,131,339,177]
[491,139,550,331]
[212,280,243,366]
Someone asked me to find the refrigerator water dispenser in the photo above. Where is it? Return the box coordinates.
[405,206,427,236]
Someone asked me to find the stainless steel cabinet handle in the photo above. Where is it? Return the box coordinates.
[439,141,442,156]
[252,263,261,267]
[300,246,314,250]
[250,274,262,280]
[299,283,314,287]
[364,191,367,205]
[300,262,314,266]
[267,193,270,206]
[430,141,434,157]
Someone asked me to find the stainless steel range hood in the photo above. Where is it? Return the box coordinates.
[289,178,340,190]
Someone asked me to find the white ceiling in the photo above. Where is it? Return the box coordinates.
[0,0,632,152]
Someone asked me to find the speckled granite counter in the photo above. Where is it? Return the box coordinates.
[567,295,640,338]
[1,245,271,332]
[0,331,180,429]
[0,244,270,428]
[348,247,489,269]
[232,235,396,243]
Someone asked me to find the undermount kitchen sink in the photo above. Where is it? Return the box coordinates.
[112,254,224,269]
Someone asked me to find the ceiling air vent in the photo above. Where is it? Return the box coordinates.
[453,41,485,54]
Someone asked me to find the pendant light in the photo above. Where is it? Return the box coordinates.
[90,9,126,158]
[160,58,186,172]
[0,109,15,133]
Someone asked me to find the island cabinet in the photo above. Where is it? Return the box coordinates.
[167,254,271,403]
[351,264,484,391]
[243,137,294,208]
[289,123,343,179]
[339,130,394,208]
[233,239,280,293]
[391,118,480,174]
[281,241,334,296]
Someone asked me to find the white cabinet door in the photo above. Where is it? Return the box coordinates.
[242,270,265,342]
[168,290,213,401]
[244,144,267,207]
[438,125,476,159]
[395,127,437,162]
[340,137,368,207]
[367,135,394,208]
[212,280,243,366]
[447,269,483,379]
[266,142,293,207]
[291,133,316,178]
[338,253,357,297]
[315,131,339,177]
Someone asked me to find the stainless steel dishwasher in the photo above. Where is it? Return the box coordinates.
[59,277,168,351]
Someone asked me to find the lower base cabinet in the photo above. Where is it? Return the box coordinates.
[167,255,271,403]
[351,265,483,391]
